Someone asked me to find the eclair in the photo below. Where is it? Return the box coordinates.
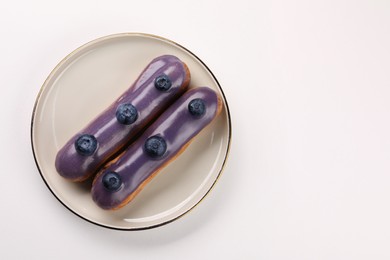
[91,87,222,210]
[55,55,190,182]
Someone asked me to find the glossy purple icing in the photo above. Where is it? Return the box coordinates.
[92,87,220,210]
[55,55,190,181]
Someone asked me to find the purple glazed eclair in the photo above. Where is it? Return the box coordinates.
[91,87,222,210]
[55,55,190,182]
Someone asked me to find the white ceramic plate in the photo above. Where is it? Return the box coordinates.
[31,33,231,230]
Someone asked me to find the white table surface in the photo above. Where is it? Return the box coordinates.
[2,0,390,259]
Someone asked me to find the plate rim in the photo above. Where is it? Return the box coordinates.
[30,32,232,231]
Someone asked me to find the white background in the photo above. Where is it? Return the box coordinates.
[1,0,390,259]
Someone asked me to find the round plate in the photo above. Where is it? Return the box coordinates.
[31,33,231,230]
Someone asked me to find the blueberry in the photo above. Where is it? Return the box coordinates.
[154,74,172,91]
[188,98,206,117]
[75,134,97,156]
[102,171,122,192]
[116,103,138,125]
[144,135,167,158]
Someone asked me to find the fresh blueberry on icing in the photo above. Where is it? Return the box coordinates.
[116,103,138,125]
[102,171,122,192]
[75,134,97,156]
[144,135,167,158]
[154,74,172,91]
[188,98,206,117]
